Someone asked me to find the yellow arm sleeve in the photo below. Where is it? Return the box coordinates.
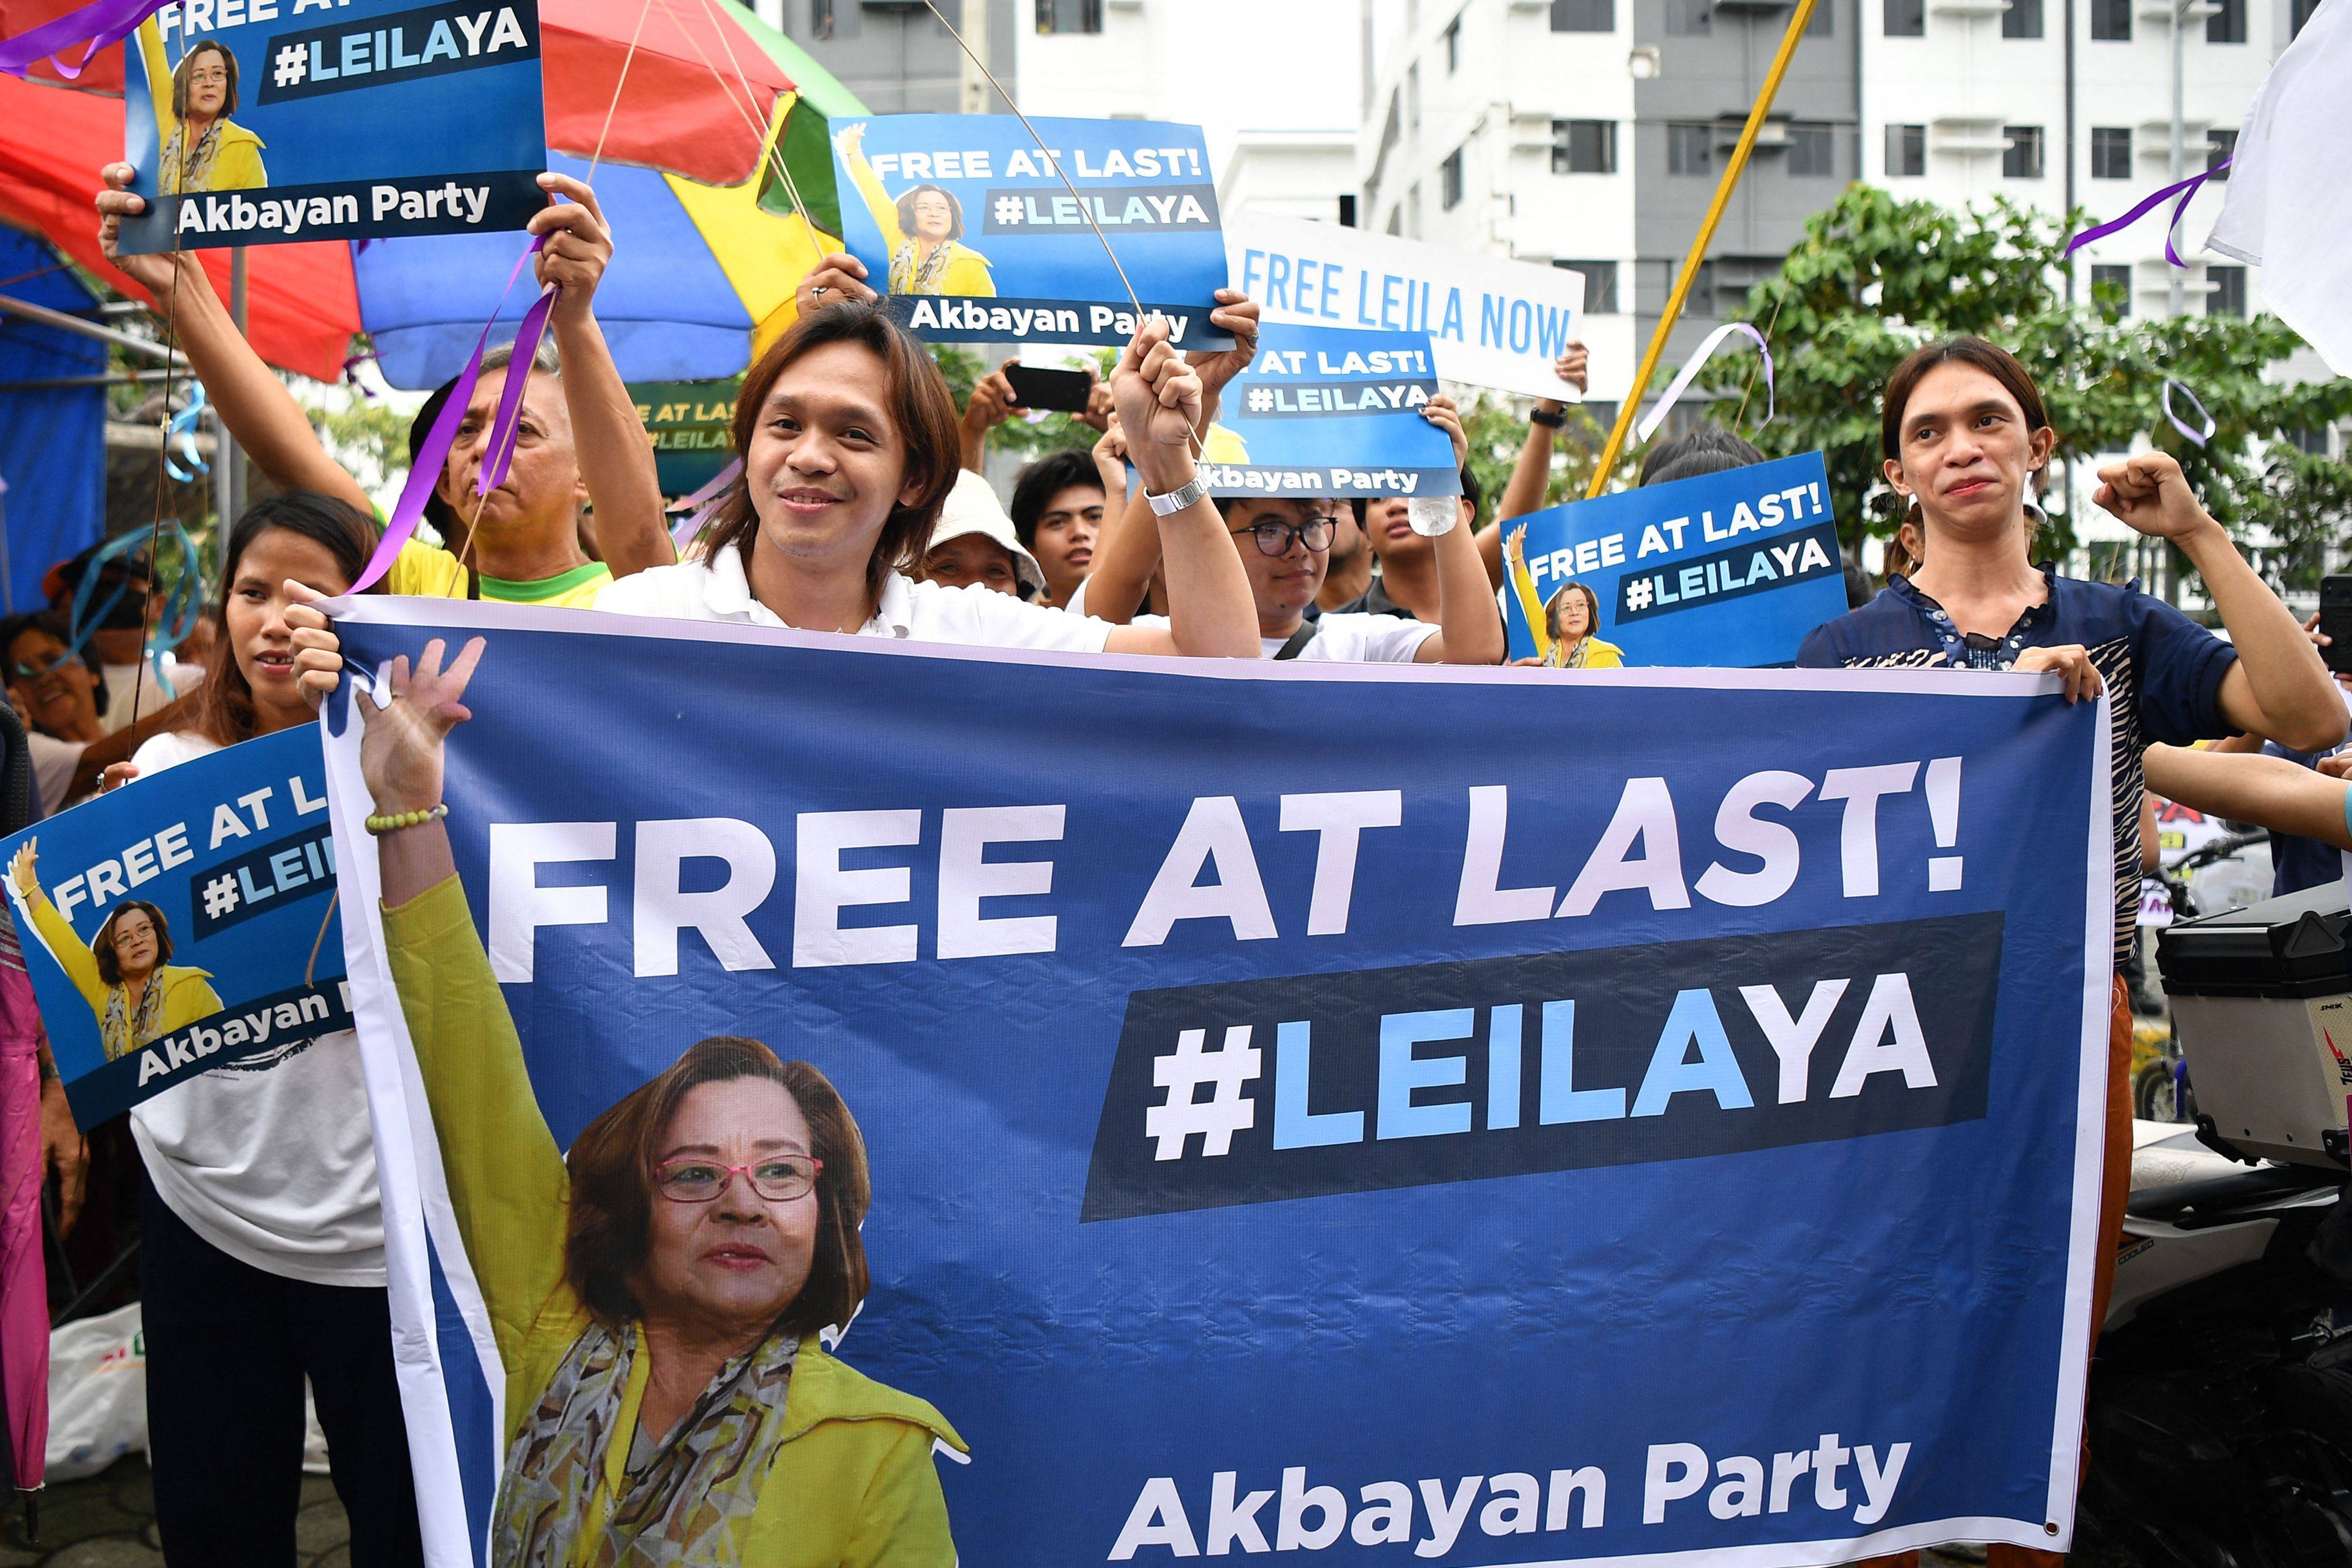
[137,24,175,151]
[840,1424,960,1568]
[25,890,106,1015]
[1505,542,1553,664]
[382,875,569,1372]
[211,133,266,191]
[845,148,906,253]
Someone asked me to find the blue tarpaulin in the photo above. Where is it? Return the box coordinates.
[0,225,106,614]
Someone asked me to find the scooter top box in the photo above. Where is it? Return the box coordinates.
[2157,883,2352,1169]
[2157,883,2351,999]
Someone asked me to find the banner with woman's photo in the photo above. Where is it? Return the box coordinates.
[113,0,547,253]
[320,596,2113,1567]
[827,113,1232,347]
[1,725,349,1123]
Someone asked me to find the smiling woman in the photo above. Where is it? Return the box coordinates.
[358,635,964,1565]
[153,37,267,193]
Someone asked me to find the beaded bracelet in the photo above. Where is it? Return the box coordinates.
[365,803,448,836]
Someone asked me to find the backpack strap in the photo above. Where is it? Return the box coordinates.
[1272,622,1319,661]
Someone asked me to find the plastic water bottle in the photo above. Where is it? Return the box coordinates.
[1406,495,1458,537]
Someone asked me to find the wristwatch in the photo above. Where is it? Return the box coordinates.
[1529,406,1567,429]
[1145,474,1210,516]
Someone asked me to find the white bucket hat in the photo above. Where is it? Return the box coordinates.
[930,469,1049,599]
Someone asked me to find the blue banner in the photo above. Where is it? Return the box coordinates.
[1201,324,1460,501]
[116,0,545,253]
[2,726,348,1125]
[828,114,1232,347]
[1504,453,1848,669]
[324,598,2108,1566]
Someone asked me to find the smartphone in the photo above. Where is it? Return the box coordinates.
[1004,365,1095,414]
[2323,577,2352,676]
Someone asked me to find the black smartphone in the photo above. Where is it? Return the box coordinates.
[2322,577,2352,676]
[1004,365,1095,414]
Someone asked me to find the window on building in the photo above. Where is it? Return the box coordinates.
[2208,128,2237,177]
[1551,0,1612,30]
[1809,1,1832,33]
[1668,123,1713,176]
[1034,0,1102,33]
[2090,263,2131,316]
[1443,16,1460,68]
[1555,260,1619,314]
[2294,0,2323,36]
[2091,126,2131,179]
[2002,0,2043,36]
[1884,123,1925,177]
[1338,193,1357,227]
[1441,148,1465,210]
[2002,125,2044,179]
[1553,119,1618,175]
[2206,0,2245,42]
[2090,0,2129,39]
[1789,122,1835,177]
[2208,263,2247,318]
[1665,0,1710,35]
[1408,64,1420,130]
[1408,182,1422,239]
[810,0,840,37]
[2291,426,2334,457]
[1884,0,1924,35]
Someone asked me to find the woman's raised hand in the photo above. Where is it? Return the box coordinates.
[359,636,486,819]
[285,581,347,707]
[8,839,36,901]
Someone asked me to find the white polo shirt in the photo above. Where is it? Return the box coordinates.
[595,542,1116,655]
[1132,609,1435,663]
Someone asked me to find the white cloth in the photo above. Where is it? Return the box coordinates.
[125,730,385,1286]
[595,543,1117,655]
[98,658,204,735]
[1134,609,1436,663]
[1060,576,1089,616]
[26,731,85,817]
[2208,2,2352,374]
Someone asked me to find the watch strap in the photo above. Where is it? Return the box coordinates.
[1145,475,1209,516]
[1529,406,1567,429]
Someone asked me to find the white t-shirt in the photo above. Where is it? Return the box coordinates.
[595,544,1117,655]
[99,658,204,735]
[126,729,385,1286]
[25,731,86,817]
[1134,609,1435,664]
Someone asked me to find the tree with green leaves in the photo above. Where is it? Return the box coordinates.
[1691,184,2352,592]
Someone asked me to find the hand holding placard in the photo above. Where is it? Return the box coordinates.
[1113,318,1202,495]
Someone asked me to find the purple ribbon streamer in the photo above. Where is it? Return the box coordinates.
[2063,160,2232,267]
[350,234,547,593]
[476,280,557,498]
[0,0,160,77]
[666,457,740,514]
[339,350,381,401]
[2161,378,2215,448]
[1635,321,1773,445]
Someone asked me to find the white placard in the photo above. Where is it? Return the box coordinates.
[1226,213,1585,401]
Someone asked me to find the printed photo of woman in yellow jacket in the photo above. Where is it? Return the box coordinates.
[359,636,963,1567]
[7,840,224,1062]
[833,122,995,298]
[141,35,268,195]
[1504,524,1625,670]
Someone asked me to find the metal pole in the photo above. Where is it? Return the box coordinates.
[1583,0,1821,497]
[2168,2,2185,317]
[0,294,187,363]
[222,246,247,523]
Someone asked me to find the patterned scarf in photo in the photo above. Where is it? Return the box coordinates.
[160,122,222,196]
[99,979,164,1062]
[1545,637,1596,670]
[888,239,954,296]
[493,1320,798,1568]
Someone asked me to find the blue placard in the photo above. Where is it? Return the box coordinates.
[2,727,348,1125]
[1504,452,1848,669]
[1200,323,1461,501]
[828,114,1232,347]
[326,597,2108,1566]
[115,0,546,253]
